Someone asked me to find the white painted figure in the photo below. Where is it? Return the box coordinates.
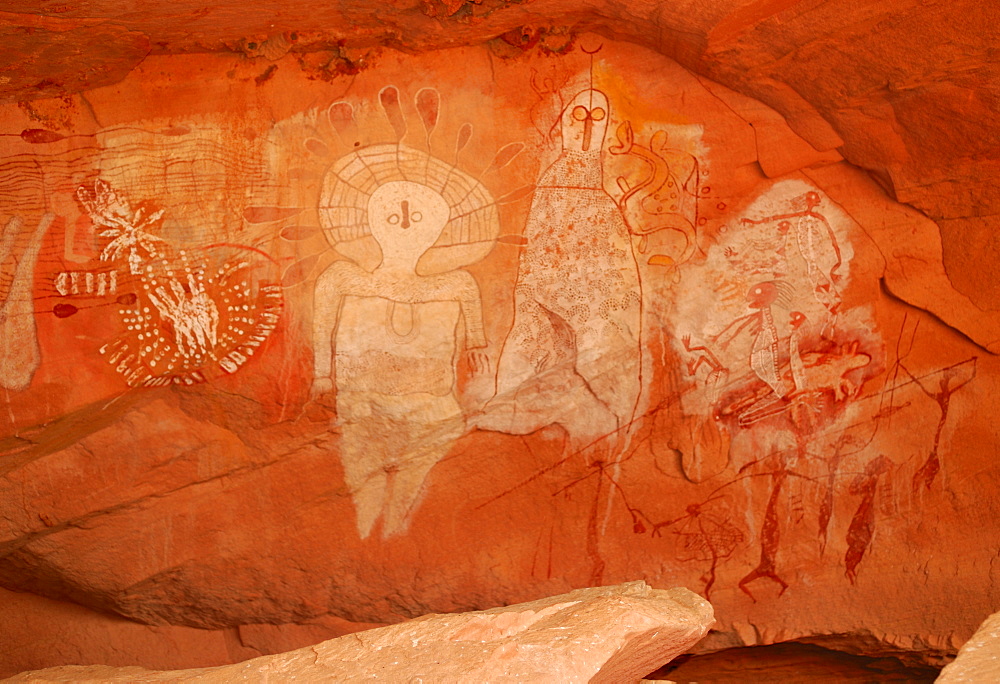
[476,89,643,452]
[312,132,497,539]
[0,213,53,391]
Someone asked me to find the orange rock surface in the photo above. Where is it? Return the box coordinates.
[937,609,1000,683]
[0,1,996,677]
[4,582,714,682]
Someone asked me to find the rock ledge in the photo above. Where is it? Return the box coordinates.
[5,581,713,683]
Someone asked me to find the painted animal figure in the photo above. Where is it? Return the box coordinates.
[718,339,871,428]
[786,340,871,402]
[610,122,700,264]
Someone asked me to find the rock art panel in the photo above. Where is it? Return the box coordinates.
[0,117,286,406]
[670,181,869,452]
[0,38,996,676]
[72,178,283,387]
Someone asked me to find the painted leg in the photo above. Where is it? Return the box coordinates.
[382,397,464,538]
[338,394,391,539]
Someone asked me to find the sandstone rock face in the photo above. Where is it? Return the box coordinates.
[4,582,714,683]
[936,610,1000,683]
[2,1,996,313]
[0,586,382,680]
[0,8,997,676]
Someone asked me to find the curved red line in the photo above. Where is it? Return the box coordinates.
[201,242,279,264]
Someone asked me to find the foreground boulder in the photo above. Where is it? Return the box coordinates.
[5,582,712,683]
[937,610,1000,683]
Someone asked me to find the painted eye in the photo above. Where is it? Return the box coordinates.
[388,214,400,224]
[411,211,423,222]
[572,105,589,121]
[590,107,606,121]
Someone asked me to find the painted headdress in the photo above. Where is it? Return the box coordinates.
[318,87,503,274]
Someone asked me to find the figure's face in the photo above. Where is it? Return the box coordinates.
[747,281,779,309]
[367,181,449,259]
[561,89,610,153]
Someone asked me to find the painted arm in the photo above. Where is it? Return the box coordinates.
[455,271,487,350]
[311,263,347,395]
[710,312,759,349]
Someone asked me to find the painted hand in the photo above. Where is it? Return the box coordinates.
[467,350,490,375]
[148,274,220,358]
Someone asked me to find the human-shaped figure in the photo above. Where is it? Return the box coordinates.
[475,89,642,452]
[738,466,790,601]
[710,280,794,398]
[312,178,488,539]
[741,191,843,328]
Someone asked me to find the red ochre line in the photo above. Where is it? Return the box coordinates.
[200,242,279,264]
